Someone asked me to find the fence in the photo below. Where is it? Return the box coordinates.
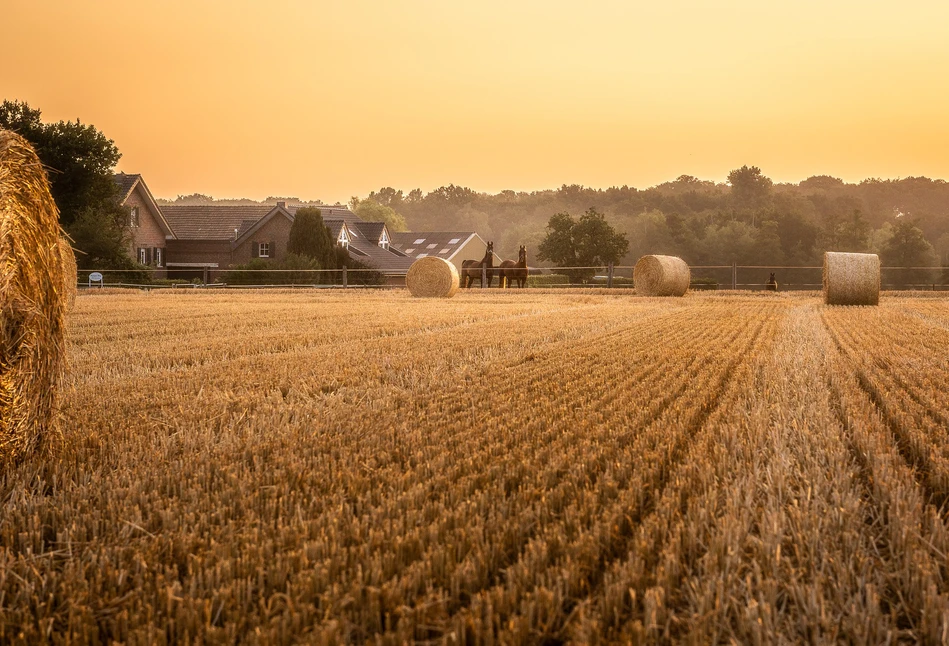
[75,264,949,291]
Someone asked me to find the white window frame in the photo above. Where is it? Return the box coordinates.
[338,227,350,249]
[258,242,270,258]
[138,248,146,264]
[130,206,140,228]
[379,229,389,250]
[155,248,163,267]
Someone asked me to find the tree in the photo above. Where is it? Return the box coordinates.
[879,219,938,287]
[839,209,870,252]
[537,208,629,282]
[0,99,131,269]
[727,165,773,225]
[354,198,408,232]
[288,207,335,266]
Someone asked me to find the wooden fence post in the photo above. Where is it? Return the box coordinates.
[342,266,348,288]
[482,264,487,289]
[732,262,737,290]
[607,262,614,288]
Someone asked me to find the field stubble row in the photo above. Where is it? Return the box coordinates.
[2,291,949,643]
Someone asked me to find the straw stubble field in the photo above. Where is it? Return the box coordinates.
[2,290,949,643]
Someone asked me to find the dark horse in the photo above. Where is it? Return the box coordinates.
[766,272,778,291]
[462,241,494,288]
[499,245,528,288]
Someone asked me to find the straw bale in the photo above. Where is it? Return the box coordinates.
[59,237,77,310]
[823,252,880,306]
[406,256,459,298]
[633,255,690,297]
[0,129,67,462]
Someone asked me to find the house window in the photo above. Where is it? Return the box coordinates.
[130,207,140,228]
[426,243,437,249]
[155,248,163,267]
[448,238,461,244]
[439,248,450,254]
[414,238,425,245]
[138,248,146,264]
[258,242,270,258]
[379,229,389,250]
[338,228,350,249]
[404,248,415,254]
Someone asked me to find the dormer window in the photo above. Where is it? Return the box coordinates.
[129,207,140,228]
[338,227,350,249]
[379,228,389,250]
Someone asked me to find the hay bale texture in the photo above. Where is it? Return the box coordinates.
[59,237,77,310]
[823,252,880,306]
[633,255,690,297]
[0,129,67,461]
[406,256,459,298]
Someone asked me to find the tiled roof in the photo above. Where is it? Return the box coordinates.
[389,231,477,259]
[161,205,274,240]
[113,173,140,203]
[351,220,386,243]
[346,238,415,273]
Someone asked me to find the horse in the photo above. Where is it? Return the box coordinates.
[499,245,528,288]
[461,242,494,288]
[766,272,778,291]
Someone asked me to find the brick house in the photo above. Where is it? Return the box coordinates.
[114,173,176,277]
[161,202,418,281]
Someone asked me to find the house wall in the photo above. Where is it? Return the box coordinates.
[164,240,231,281]
[125,185,169,278]
[233,215,293,265]
[448,236,488,271]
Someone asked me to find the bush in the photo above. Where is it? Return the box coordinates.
[527,273,571,287]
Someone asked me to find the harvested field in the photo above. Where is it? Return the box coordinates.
[3,290,949,642]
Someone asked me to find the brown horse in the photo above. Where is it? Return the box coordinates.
[461,242,494,288]
[499,245,528,288]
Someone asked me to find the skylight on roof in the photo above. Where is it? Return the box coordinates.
[426,243,437,249]
[414,238,425,244]
[448,238,461,244]
[439,248,450,254]
[417,253,428,258]
[404,248,415,254]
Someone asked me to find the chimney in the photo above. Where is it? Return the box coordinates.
[277,201,286,209]
[234,227,239,240]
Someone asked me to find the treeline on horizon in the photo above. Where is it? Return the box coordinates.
[162,168,949,270]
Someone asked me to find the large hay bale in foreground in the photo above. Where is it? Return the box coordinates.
[633,255,690,297]
[59,238,77,310]
[0,129,67,462]
[823,252,879,306]
[406,256,459,298]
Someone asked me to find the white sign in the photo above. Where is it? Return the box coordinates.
[88,272,104,287]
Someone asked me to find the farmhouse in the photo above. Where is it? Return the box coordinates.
[114,173,176,278]
[114,174,491,282]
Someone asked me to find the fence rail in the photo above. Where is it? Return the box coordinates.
[74,263,949,292]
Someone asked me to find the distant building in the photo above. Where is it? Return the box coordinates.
[113,177,489,283]
[161,202,418,281]
[114,173,176,278]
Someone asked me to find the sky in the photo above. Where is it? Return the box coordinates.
[5,0,949,203]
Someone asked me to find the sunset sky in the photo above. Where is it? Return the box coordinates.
[5,0,949,202]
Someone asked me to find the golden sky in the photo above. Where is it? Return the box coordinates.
[6,0,949,202]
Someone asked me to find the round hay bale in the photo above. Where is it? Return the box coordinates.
[633,255,690,297]
[823,251,879,306]
[406,256,459,298]
[0,129,67,462]
[59,237,77,311]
